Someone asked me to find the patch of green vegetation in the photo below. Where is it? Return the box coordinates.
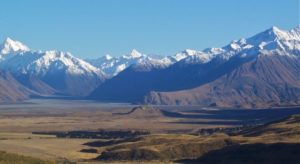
[0,151,54,164]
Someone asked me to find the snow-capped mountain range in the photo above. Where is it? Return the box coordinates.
[89,26,300,108]
[87,26,300,76]
[0,38,105,96]
[0,26,299,103]
[1,26,299,81]
[0,38,103,76]
[86,49,173,76]
[179,26,300,65]
[86,48,212,76]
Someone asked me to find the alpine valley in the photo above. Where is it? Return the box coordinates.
[0,26,300,108]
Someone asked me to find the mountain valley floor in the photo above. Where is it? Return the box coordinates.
[0,98,299,163]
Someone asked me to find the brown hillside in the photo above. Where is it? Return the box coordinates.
[145,55,300,108]
[0,71,33,103]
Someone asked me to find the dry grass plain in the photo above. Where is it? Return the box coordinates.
[0,133,98,161]
[0,103,232,133]
[0,99,299,163]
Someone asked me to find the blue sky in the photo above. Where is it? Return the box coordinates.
[0,0,298,58]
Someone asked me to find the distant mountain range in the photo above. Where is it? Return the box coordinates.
[0,26,299,107]
[86,49,197,77]
[89,26,300,108]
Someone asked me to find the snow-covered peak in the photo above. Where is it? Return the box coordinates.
[0,49,105,80]
[130,49,142,58]
[267,26,289,39]
[262,26,284,38]
[247,26,297,45]
[203,47,225,54]
[173,49,198,61]
[123,49,143,59]
[247,27,281,45]
[87,49,176,76]
[121,51,173,72]
[89,26,300,74]
[269,26,281,33]
[132,57,172,72]
[183,49,197,55]
[0,37,30,55]
[179,26,300,65]
[87,49,146,76]
[35,50,103,76]
[244,26,300,52]
[224,38,252,51]
[228,41,242,50]
[103,54,113,60]
[180,51,217,64]
[267,26,300,40]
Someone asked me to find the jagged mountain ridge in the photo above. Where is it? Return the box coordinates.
[0,37,209,101]
[90,26,300,107]
[0,39,106,96]
[86,49,178,77]
[145,27,300,107]
[0,26,299,107]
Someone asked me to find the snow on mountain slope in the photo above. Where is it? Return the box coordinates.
[89,25,300,77]
[1,26,298,100]
[0,38,30,60]
[0,50,104,76]
[90,26,300,106]
[179,26,300,66]
[171,49,199,62]
[123,49,142,59]
[0,49,104,78]
[87,49,173,76]
[0,38,106,96]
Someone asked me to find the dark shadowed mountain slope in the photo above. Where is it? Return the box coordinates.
[145,54,300,108]
[88,52,253,103]
[13,73,58,96]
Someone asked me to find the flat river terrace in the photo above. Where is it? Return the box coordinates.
[0,98,299,134]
